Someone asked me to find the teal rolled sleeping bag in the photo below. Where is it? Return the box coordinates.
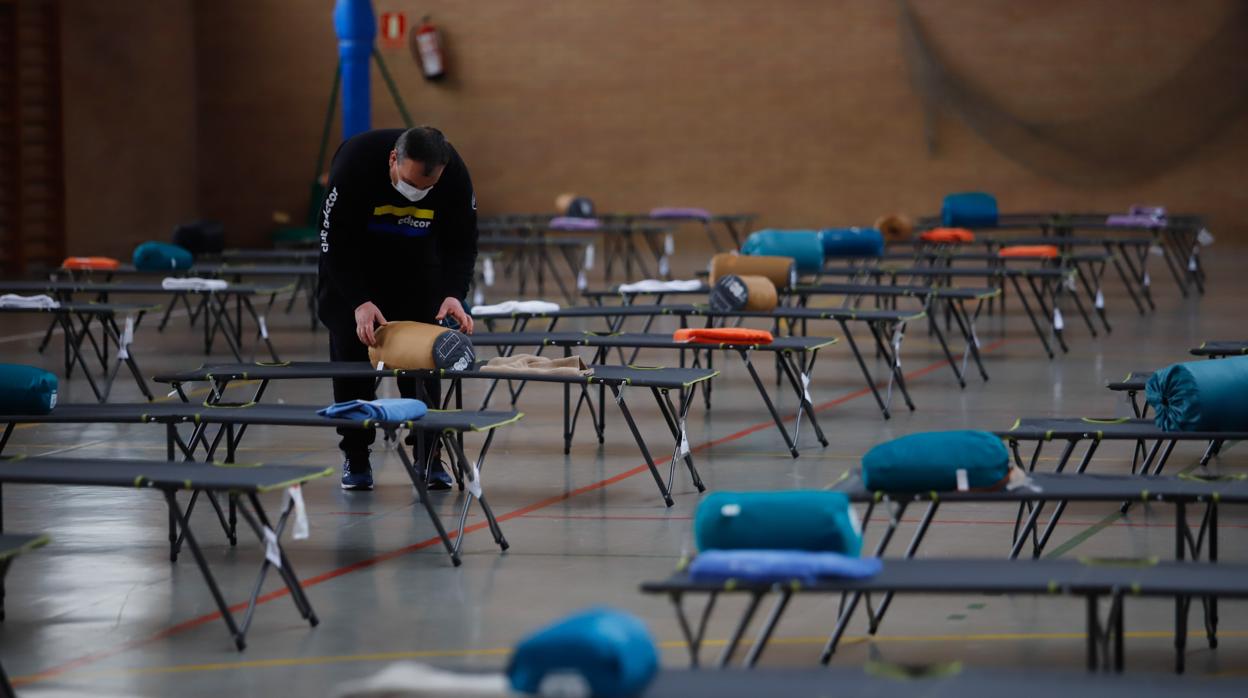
[1145,356,1248,432]
[0,364,58,415]
[694,490,862,556]
[941,192,999,228]
[508,607,658,698]
[133,241,194,271]
[819,227,884,258]
[741,230,824,273]
[862,430,1009,492]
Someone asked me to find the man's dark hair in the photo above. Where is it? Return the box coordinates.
[394,126,451,176]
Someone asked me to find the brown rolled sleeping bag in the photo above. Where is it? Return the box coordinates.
[708,253,795,290]
[710,274,778,312]
[874,213,914,243]
[368,321,476,372]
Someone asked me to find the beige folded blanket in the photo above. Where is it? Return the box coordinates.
[479,354,593,377]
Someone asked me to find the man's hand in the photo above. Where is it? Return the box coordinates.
[436,296,474,334]
[354,301,387,346]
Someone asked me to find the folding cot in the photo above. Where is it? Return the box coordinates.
[474,303,921,420]
[820,265,1083,358]
[0,403,521,567]
[0,279,287,363]
[0,456,325,650]
[974,235,1156,313]
[637,666,1245,698]
[0,533,47,697]
[483,215,676,283]
[1191,340,1248,358]
[641,557,1248,672]
[582,281,996,387]
[469,332,836,456]
[0,301,156,401]
[601,211,758,252]
[477,232,595,302]
[822,470,1247,671]
[154,361,717,507]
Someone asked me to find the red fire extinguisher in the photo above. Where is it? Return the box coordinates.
[411,15,446,81]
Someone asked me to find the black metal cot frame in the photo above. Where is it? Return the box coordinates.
[0,457,324,651]
[155,362,715,507]
[0,304,154,402]
[0,533,48,698]
[581,282,993,389]
[821,265,1081,358]
[478,302,916,421]
[7,279,287,363]
[602,212,757,253]
[0,405,516,568]
[820,470,1244,671]
[642,557,1248,673]
[470,331,835,456]
[477,231,594,303]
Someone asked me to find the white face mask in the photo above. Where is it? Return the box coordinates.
[393,178,433,202]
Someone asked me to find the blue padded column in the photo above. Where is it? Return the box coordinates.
[333,0,376,140]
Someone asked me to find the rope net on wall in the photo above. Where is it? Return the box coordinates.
[898,0,1248,186]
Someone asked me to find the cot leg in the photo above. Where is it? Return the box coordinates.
[1009,275,1054,358]
[776,353,829,448]
[739,350,799,457]
[1108,251,1146,315]
[927,303,965,388]
[1208,501,1219,647]
[397,430,461,565]
[717,591,764,668]
[820,590,863,664]
[653,388,703,493]
[743,590,792,667]
[838,320,890,419]
[448,432,508,556]
[611,385,673,506]
[867,501,939,634]
[164,490,247,649]
[239,493,319,628]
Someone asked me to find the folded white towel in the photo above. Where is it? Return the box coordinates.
[471,300,562,316]
[0,294,60,309]
[161,277,229,291]
[618,279,703,293]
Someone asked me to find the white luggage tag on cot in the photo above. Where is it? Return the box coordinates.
[677,417,690,458]
[1094,288,1104,310]
[659,256,671,277]
[1188,254,1198,272]
[118,315,135,360]
[1143,270,1151,287]
[258,315,269,340]
[664,233,675,256]
[891,325,903,369]
[584,243,595,271]
[472,287,484,306]
[483,257,496,286]
[1053,307,1065,331]
[1197,228,1214,246]
[576,270,588,291]
[284,484,310,540]
[801,371,813,404]
[467,462,483,499]
[263,527,282,568]
[955,469,969,492]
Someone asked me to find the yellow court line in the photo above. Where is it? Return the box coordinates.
[44,629,1248,682]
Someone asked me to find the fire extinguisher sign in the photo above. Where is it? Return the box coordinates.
[379,12,406,50]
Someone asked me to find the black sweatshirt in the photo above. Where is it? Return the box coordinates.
[316,128,478,335]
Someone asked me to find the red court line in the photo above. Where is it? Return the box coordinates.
[13,339,1009,686]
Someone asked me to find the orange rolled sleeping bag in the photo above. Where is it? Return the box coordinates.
[674,328,774,346]
[919,228,975,244]
[368,321,476,371]
[998,245,1060,259]
[61,256,120,271]
[709,252,795,290]
[709,274,778,312]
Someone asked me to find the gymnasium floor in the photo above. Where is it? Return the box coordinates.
[0,248,1244,695]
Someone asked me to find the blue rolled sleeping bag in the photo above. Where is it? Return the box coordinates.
[0,364,58,415]
[1145,356,1248,432]
[508,607,658,698]
[741,230,824,273]
[819,227,884,258]
[133,241,194,271]
[862,430,1009,491]
[941,192,999,228]
[694,491,862,556]
[689,549,882,585]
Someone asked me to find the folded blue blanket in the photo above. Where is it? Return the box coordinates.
[317,398,427,422]
[688,549,883,585]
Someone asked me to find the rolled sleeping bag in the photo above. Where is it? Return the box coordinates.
[172,220,226,256]
[0,364,58,415]
[708,252,796,290]
[862,430,1010,492]
[1145,356,1248,432]
[941,192,999,228]
[368,321,476,372]
[709,274,778,312]
[874,213,914,243]
[133,241,194,271]
[694,490,862,556]
[508,608,659,698]
[819,227,884,258]
[741,229,824,273]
